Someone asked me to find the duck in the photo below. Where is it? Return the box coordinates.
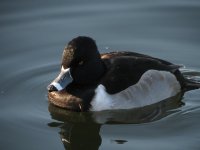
[47,36,200,112]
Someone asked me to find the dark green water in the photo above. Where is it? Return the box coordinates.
[1,0,200,149]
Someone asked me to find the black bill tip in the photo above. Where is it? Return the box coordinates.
[47,84,58,92]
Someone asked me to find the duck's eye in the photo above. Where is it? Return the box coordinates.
[78,61,84,66]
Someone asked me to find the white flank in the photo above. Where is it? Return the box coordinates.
[90,70,181,111]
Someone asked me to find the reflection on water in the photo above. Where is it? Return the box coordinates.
[49,122,101,150]
[48,93,183,150]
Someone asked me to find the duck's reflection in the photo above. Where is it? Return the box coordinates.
[48,106,101,150]
[59,123,101,150]
[48,93,184,150]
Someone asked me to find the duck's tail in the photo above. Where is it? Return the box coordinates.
[173,67,200,91]
[184,78,200,91]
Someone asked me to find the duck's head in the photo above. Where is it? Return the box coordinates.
[47,36,105,92]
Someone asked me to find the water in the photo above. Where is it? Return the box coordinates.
[1,0,200,149]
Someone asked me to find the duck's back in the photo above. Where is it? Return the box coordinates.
[100,51,184,94]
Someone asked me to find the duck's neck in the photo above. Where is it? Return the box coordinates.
[89,56,106,84]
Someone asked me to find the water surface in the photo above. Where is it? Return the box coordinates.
[1,0,200,149]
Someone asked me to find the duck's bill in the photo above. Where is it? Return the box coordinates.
[47,67,73,92]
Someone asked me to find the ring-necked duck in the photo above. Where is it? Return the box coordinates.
[47,36,200,111]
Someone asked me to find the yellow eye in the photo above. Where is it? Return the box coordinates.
[78,61,84,65]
